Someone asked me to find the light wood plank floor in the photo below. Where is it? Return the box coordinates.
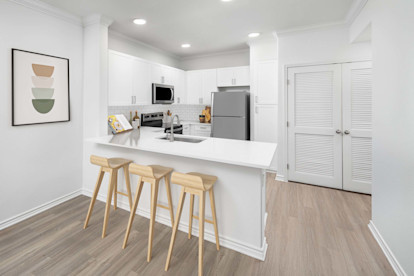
[0,174,394,275]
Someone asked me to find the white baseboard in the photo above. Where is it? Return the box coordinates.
[275,174,287,182]
[368,221,407,276]
[0,189,83,230]
[82,188,268,261]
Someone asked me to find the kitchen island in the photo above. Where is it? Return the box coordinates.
[84,127,277,260]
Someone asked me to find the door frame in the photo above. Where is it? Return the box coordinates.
[281,59,372,183]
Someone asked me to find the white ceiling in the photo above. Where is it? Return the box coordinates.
[41,0,355,57]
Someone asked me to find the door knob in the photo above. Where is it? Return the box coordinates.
[336,129,342,134]
[344,130,350,135]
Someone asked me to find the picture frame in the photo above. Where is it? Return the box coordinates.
[12,48,70,126]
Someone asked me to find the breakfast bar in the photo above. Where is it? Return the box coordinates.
[84,127,277,260]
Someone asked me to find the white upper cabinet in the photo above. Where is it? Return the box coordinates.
[186,69,217,105]
[254,60,278,104]
[108,51,134,106]
[216,67,234,87]
[151,64,172,85]
[133,59,151,105]
[186,70,203,105]
[202,69,217,105]
[172,69,186,104]
[217,66,250,87]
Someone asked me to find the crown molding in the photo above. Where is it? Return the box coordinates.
[83,14,113,27]
[6,0,82,26]
[275,21,347,37]
[180,48,249,61]
[108,29,181,61]
[246,32,278,47]
[345,0,369,25]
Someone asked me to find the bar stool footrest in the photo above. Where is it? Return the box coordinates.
[116,191,129,197]
[192,215,214,225]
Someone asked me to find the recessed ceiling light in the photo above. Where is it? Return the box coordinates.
[221,0,233,2]
[248,32,261,38]
[181,44,191,48]
[133,19,147,25]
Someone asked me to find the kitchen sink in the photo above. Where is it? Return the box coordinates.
[158,136,205,143]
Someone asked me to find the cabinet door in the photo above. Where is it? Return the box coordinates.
[183,124,191,135]
[234,66,250,86]
[108,51,134,106]
[133,59,151,105]
[255,61,277,104]
[162,66,173,85]
[217,67,234,87]
[254,105,278,143]
[151,64,164,84]
[172,69,186,104]
[202,69,217,105]
[342,62,372,194]
[186,71,203,104]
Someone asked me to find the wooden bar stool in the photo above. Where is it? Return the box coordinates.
[165,172,220,276]
[123,163,175,262]
[84,155,133,238]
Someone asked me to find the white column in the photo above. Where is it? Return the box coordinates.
[82,14,113,138]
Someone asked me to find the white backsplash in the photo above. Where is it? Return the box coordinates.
[108,104,206,122]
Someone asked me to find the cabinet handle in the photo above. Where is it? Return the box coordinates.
[344,130,350,135]
[234,78,236,85]
[131,96,134,104]
[199,97,203,104]
[177,97,180,104]
[134,96,136,104]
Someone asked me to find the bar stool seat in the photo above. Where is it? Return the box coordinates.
[187,172,217,190]
[84,155,133,238]
[123,163,175,263]
[107,158,132,169]
[165,171,220,276]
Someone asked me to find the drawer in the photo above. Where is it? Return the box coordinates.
[194,131,211,137]
[194,124,211,132]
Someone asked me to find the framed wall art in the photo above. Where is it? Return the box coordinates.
[12,49,70,126]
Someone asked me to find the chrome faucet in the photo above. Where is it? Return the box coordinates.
[169,114,180,142]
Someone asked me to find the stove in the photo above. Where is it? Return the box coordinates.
[141,112,183,134]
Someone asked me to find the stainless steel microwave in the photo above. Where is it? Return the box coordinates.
[152,83,174,104]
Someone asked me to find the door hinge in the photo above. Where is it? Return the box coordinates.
[287,79,290,86]
[287,121,289,127]
[287,164,290,170]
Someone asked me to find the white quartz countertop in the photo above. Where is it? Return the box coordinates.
[89,127,277,169]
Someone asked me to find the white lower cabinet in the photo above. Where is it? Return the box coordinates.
[183,124,191,135]
[193,124,212,137]
[183,123,211,137]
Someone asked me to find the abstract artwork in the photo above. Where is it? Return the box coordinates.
[12,49,70,126]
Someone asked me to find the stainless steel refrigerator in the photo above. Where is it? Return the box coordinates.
[211,91,250,140]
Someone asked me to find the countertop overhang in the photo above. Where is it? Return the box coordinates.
[88,127,277,169]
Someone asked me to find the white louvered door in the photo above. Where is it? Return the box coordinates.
[342,62,372,194]
[287,65,343,189]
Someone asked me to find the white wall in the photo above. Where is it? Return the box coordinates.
[277,25,372,179]
[108,30,181,68]
[354,1,414,274]
[179,49,249,71]
[0,1,83,223]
